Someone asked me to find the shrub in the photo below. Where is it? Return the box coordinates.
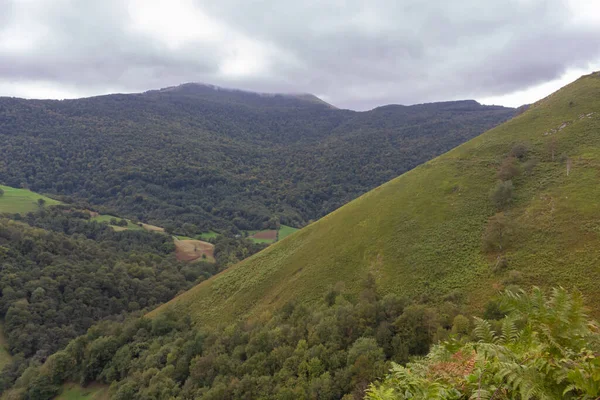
[522,158,538,175]
[497,156,520,181]
[510,143,528,160]
[482,212,514,252]
[489,180,514,209]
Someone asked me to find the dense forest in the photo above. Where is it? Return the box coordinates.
[0,207,264,392]
[4,275,476,399]
[0,85,514,232]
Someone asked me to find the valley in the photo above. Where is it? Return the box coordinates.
[1,75,599,399]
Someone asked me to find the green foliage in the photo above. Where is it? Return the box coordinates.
[482,213,514,252]
[0,208,221,391]
[366,288,600,400]
[497,156,521,181]
[7,281,463,399]
[489,180,514,209]
[0,322,11,371]
[510,143,529,160]
[0,90,513,232]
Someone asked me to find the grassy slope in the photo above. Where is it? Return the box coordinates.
[150,73,600,326]
[0,185,61,214]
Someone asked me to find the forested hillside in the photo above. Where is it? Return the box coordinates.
[4,74,599,400]
[0,206,226,392]
[0,84,514,232]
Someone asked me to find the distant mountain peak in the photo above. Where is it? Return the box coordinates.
[149,82,337,109]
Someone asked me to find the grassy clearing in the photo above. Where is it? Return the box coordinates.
[198,231,219,240]
[150,73,600,326]
[175,235,194,240]
[278,224,299,240]
[90,214,143,231]
[174,239,215,263]
[141,223,164,232]
[0,185,61,214]
[54,383,109,400]
[0,322,11,371]
[246,225,299,244]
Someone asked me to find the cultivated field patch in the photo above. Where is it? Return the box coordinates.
[174,239,215,263]
[141,223,165,232]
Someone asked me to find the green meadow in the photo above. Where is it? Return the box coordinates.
[0,185,61,214]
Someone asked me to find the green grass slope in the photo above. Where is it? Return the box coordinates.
[0,185,61,214]
[151,72,600,325]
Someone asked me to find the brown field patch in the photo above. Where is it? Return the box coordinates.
[250,230,277,240]
[142,223,165,232]
[174,239,215,263]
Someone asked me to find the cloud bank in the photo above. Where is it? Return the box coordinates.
[1,0,599,109]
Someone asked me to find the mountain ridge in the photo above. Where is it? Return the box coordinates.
[0,84,514,232]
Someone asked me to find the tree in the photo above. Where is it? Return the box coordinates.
[0,188,4,197]
[37,198,46,208]
[482,212,513,252]
[489,180,514,209]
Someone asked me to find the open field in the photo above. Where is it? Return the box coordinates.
[141,222,164,232]
[249,229,277,243]
[54,383,109,400]
[0,185,61,214]
[198,231,219,240]
[278,224,299,240]
[248,225,300,244]
[89,214,143,231]
[174,239,215,263]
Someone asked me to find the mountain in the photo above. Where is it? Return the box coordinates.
[0,84,514,232]
[4,74,600,399]
[151,72,600,327]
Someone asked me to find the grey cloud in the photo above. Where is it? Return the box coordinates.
[1,0,599,109]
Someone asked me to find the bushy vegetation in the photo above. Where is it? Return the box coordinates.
[0,209,219,392]
[366,287,600,399]
[5,277,471,399]
[0,88,513,232]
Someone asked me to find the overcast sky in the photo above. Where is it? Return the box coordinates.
[1,0,599,110]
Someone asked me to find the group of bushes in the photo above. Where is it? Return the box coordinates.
[4,276,476,399]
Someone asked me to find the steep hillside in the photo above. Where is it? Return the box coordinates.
[0,85,513,232]
[152,72,600,325]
